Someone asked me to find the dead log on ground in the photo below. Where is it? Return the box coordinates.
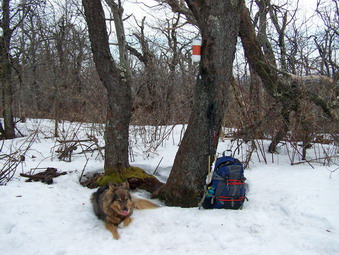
[20,167,67,184]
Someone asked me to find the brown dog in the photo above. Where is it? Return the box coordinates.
[91,181,158,239]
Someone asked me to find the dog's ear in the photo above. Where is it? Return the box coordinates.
[108,182,117,191]
[122,181,130,190]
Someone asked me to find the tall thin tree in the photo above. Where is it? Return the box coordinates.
[1,0,17,139]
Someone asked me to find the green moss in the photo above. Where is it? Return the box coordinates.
[96,166,156,187]
[124,166,154,179]
[96,173,122,186]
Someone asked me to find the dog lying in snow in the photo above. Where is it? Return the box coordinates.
[91,181,159,239]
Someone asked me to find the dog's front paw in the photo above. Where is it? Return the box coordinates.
[105,222,120,240]
[122,216,133,227]
[112,232,120,240]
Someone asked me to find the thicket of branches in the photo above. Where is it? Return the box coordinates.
[1,0,338,154]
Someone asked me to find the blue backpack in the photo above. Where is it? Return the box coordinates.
[200,156,247,209]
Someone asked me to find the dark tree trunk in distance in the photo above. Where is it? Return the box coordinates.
[0,0,16,139]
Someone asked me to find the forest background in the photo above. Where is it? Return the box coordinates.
[0,0,338,202]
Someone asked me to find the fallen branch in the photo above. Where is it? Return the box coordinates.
[20,167,67,184]
[291,155,339,166]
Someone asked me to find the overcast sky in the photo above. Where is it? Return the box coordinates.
[122,0,325,26]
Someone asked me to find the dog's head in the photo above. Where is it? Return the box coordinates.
[108,182,133,217]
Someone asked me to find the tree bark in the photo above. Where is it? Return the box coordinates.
[82,0,131,173]
[0,0,16,139]
[82,0,162,188]
[154,0,243,207]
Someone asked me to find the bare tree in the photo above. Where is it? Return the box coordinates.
[128,13,195,125]
[154,0,243,207]
[0,0,29,139]
[82,0,132,176]
[314,0,339,76]
[1,0,50,139]
[82,0,161,188]
[239,1,338,153]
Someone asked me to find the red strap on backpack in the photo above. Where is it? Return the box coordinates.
[227,179,244,185]
[217,196,246,202]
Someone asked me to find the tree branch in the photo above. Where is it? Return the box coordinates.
[239,3,338,124]
[156,0,197,26]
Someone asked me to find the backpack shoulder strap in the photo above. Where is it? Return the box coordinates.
[212,172,226,181]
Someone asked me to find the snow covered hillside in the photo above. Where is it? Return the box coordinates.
[0,119,338,255]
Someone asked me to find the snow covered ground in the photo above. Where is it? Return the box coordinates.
[0,119,338,255]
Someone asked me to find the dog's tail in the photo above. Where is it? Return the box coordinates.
[132,198,159,210]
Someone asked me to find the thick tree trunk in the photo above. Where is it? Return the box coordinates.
[154,0,243,207]
[82,0,131,173]
[82,0,162,189]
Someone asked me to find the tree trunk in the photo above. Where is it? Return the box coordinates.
[82,0,131,173]
[0,0,16,139]
[268,102,292,153]
[154,0,243,207]
[82,0,162,188]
